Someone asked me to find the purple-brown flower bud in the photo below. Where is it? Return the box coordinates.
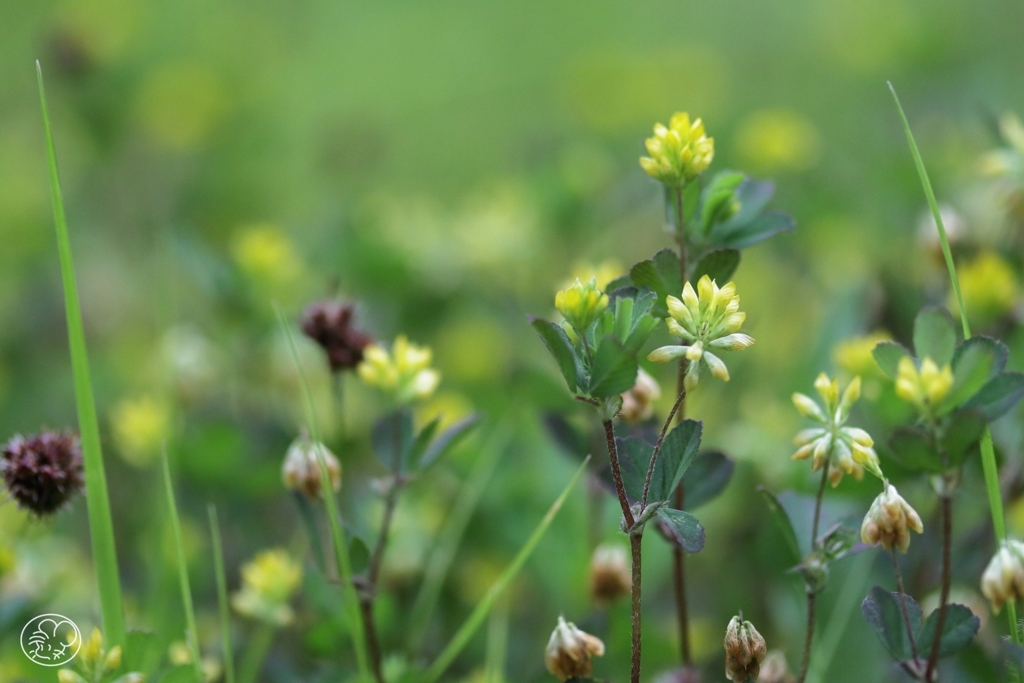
[300,300,373,372]
[589,543,631,604]
[1,431,84,515]
[724,615,766,682]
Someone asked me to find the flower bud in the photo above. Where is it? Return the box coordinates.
[1,431,84,516]
[232,548,303,626]
[555,278,609,334]
[619,369,661,424]
[860,483,924,553]
[544,616,605,681]
[640,112,715,187]
[589,544,631,604]
[58,671,86,683]
[895,356,953,413]
[723,615,767,682]
[282,436,342,499]
[981,540,1024,613]
[358,335,441,403]
[104,645,122,673]
[301,300,373,372]
[757,650,794,683]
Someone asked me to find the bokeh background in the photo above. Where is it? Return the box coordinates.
[2,0,1024,681]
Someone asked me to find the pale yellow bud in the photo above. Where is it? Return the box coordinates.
[895,356,953,414]
[619,369,661,424]
[724,615,767,682]
[757,650,795,683]
[791,393,825,422]
[589,544,631,604]
[282,437,342,499]
[555,278,609,334]
[544,616,605,681]
[639,112,715,187]
[981,540,1024,613]
[860,483,924,553]
[104,645,122,673]
[357,335,441,403]
[58,671,86,683]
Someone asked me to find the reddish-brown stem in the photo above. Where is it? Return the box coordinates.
[796,464,830,683]
[891,549,920,665]
[640,388,687,509]
[925,496,953,682]
[603,420,636,528]
[673,486,691,664]
[630,533,643,683]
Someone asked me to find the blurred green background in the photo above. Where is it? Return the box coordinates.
[2,0,1024,681]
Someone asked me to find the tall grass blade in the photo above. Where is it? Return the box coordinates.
[889,81,1020,647]
[162,447,204,681]
[209,504,237,683]
[408,423,510,650]
[36,61,126,647]
[420,456,590,683]
[275,304,371,680]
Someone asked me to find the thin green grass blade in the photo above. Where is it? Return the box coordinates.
[162,447,204,682]
[274,304,371,680]
[408,423,510,651]
[485,600,509,683]
[36,61,126,647]
[209,504,237,683]
[889,82,1019,647]
[421,456,590,683]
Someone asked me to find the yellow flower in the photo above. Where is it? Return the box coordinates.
[564,260,623,292]
[860,483,924,553]
[357,335,441,403]
[833,331,892,378]
[555,278,609,334]
[895,356,953,414]
[952,251,1018,324]
[647,275,753,391]
[231,224,302,287]
[232,548,302,626]
[640,112,715,187]
[111,396,172,467]
[792,374,882,486]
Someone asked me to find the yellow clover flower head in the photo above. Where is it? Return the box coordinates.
[357,335,441,403]
[640,112,715,187]
[792,374,881,486]
[860,482,924,553]
[894,356,953,414]
[833,331,892,378]
[232,548,303,626]
[555,278,609,334]
[952,251,1018,324]
[647,275,754,392]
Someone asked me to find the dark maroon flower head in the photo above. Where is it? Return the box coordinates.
[1,431,85,516]
[300,300,373,372]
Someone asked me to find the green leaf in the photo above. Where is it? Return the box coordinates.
[691,248,741,285]
[372,409,415,471]
[862,586,921,662]
[629,248,682,315]
[38,61,126,647]
[417,414,481,472]
[945,337,1002,409]
[530,317,583,392]
[207,505,236,683]
[699,171,745,234]
[587,337,638,398]
[941,409,986,467]
[605,274,634,293]
[873,341,911,380]
[616,436,652,503]
[758,487,801,564]
[349,535,371,575]
[965,372,1024,421]
[681,450,734,510]
[712,211,794,249]
[657,419,703,501]
[888,427,943,473]
[406,417,441,471]
[917,603,980,659]
[913,306,957,366]
[656,507,706,553]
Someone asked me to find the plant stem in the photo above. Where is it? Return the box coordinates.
[640,389,687,509]
[37,62,126,647]
[891,549,919,665]
[629,533,643,683]
[360,476,403,683]
[925,496,953,681]
[603,421,636,528]
[237,624,274,683]
[209,504,237,683]
[796,465,830,683]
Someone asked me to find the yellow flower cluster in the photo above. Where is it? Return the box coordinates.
[358,335,441,403]
[647,275,753,391]
[791,374,881,486]
[894,356,953,415]
[232,548,303,626]
[640,112,715,187]
[555,278,609,334]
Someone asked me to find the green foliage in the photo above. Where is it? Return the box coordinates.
[680,450,734,510]
[656,507,706,553]
[629,248,683,317]
[862,588,979,662]
[758,488,802,565]
[873,341,911,380]
[913,307,957,366]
